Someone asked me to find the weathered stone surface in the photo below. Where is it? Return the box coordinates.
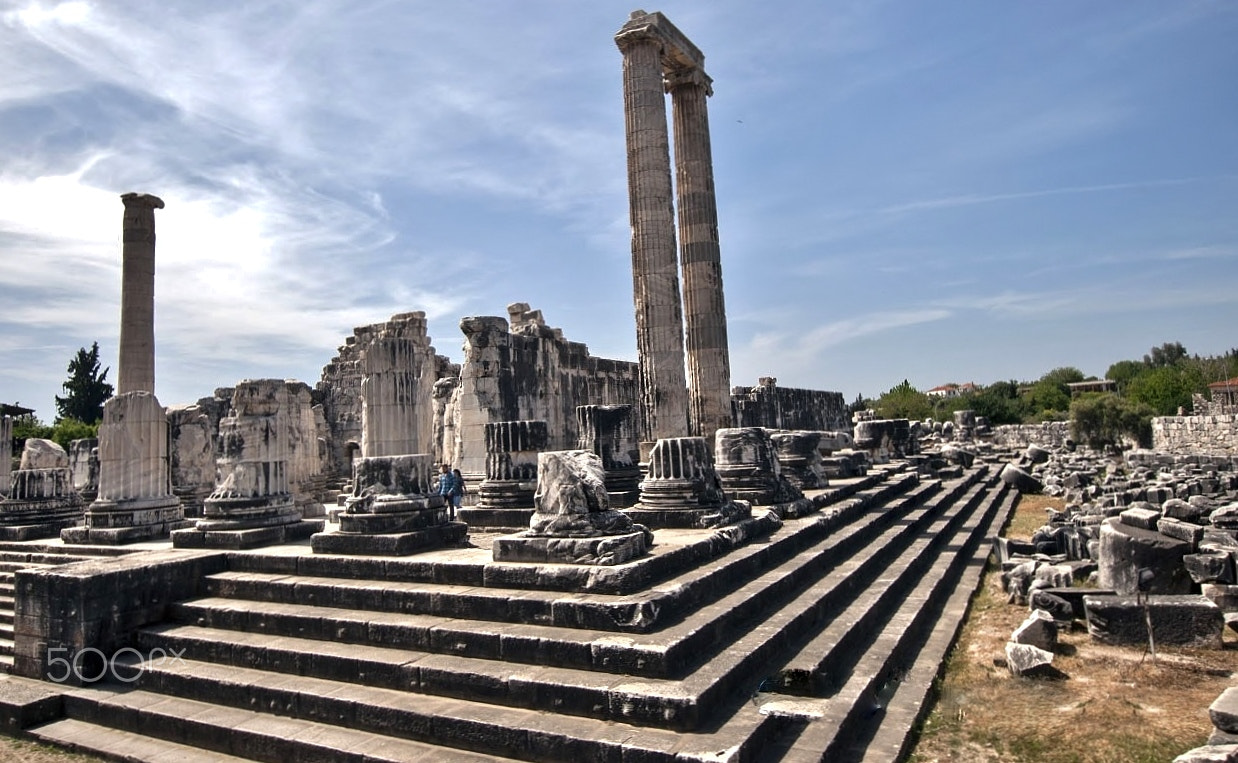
[729,378,846,434]
[19,438,67,470]
[1203,584,1238,612]
[1119,507,1162,530]
[1028,590,1077,622]
[1172,745,1238,763]
[1185,551,1235,584]
[493,531,648,566]
[1097,517,1192,594]
[1213,504,1238,530]
[116,192,163,395]
[714,427,799,506]
[630,436,750,529]
[1004,642,1054,676]
[768,431,826,491]
[576,404,641,507]
[1084,594,1223,647]
[167,404,214,517]
[0,439,84,539]
[1000,463,1042,494]
[1012,609,1057,651]
[1158,516,1204,549]
[1209,687,1238,735]
[853,418,915,462]
[1162,497,1208,522]
[1025,445,1051,465]
[66,390,186,544]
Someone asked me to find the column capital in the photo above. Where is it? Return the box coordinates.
[120,192,165,210]
[666,65,713,96]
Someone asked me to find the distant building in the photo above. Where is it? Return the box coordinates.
[926,383,977,399]
[1208,377,1238,413]
[1067,380,1117,397]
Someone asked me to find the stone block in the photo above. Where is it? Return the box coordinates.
[1012,609,1057,651]
[1202,584,1238,612]
[1000,464,1042,494]
[1084,594,1223,648]
[1210,687,1238,735]
[1185,552,1235,584]
[1004,642,1054,676]
[1158,517,1204,549]
[1119,507,1162,530]
[1097,518,1192,594]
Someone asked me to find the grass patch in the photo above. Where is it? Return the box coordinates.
[908,493,1238,762]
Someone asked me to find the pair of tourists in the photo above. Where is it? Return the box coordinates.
[437,464,465,519]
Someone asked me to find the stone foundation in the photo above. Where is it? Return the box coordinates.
[1153,414,1238,457]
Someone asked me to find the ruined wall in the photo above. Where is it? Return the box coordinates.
[452,306,641,479]
[316,312,457,476]
[1153,414,1238,456]
[730,378,846,433]
[989,422,1072,449]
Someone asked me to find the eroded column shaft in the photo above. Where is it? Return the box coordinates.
[619,34,689,443]
[117,193,164,395]
[671,75,732,441]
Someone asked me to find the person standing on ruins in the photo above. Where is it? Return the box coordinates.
[437,464,458,519]
[451,468,465,515]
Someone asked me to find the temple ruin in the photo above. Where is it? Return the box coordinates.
[0,10,1235,763]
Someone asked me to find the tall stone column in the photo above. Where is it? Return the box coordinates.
[670,67,732,441]
[0,415,11,498]
[117,192,163,395]
[616,14,689,443]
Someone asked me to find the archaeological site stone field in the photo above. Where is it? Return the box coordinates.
[1,10,1236,763]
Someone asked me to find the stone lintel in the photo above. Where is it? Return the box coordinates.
[615,10,708,81]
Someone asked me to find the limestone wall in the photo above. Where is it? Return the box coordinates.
[730,378,846,433]
[452,310,640,479]
[1153,414,1238,456]
[317,313,457,475]
[990,422,1072,449]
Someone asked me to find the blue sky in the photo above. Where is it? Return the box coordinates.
[1,0,1235,419]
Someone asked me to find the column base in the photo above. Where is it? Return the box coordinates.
[0,517,83,542]
[492,530,648,566]
[457,507,534,532]
[310,521,468,556]
[623,499,751,530]
[63,496,188,544]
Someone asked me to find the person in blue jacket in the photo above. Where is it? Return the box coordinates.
[437,463,458,520]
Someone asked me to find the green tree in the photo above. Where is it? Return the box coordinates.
[1071,393,1154,449]
[968,380,1022,425]
[1126,364,1202,415]
[49,418,98,452]
[1105,359,1145,390]
[11,413,53,444]
[54,342,113,424]
[1143,341,1187,367]
[874,380,933,421]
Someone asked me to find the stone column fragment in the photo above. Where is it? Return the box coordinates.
[576,404,641,507]
[0,438,83,540]
[626,435,750,529]
[478,420,549,509]
[0,415,10,499]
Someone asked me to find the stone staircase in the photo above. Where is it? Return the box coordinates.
[0,543,134,673]
[15,462,1015,762]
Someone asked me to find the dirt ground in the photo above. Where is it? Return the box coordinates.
[909,495,1238,763]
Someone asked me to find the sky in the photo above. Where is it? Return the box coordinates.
[1,0,1235,420]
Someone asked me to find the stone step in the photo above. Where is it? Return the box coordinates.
[852,485,1018,763]
[30,717,256,762]
[0,560,54,574]
[53,689,532,762]
[0,583,12,599]
[0,635,12,655]
[200,473,931,636]
[60,681,771,762]
[0,542,133,558]
[169,475,951,684]
[0,654,13,674]
[220,466,913,597]
[771,478,993,694]
[770,478,1011,761]
[134,472,985,731]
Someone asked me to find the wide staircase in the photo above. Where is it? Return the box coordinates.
[0,543,134,673]
[22,461,1016,762]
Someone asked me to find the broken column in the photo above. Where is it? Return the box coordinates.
[311,452,465,556]
[173,379,323,549]
[167,405,214,518]
[714,427,800,506]
[769,431,828,491]
[626,436,750,529]
[0,439,83,540]
[576,404,641,508]
[466,420,548,529]
[64,192,188,544]
[492,450,651,565]
[360,313,437,458]
[67,438,99,503]
[616,11,690,444]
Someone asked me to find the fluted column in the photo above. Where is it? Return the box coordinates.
[0,415,10,498]
[117,192,163,395]
[670,68,732,441]
[616,18,689,443]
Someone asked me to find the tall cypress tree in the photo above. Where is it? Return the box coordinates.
[54,342,114,423]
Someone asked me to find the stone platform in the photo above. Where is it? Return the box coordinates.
[61,499,192,545]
